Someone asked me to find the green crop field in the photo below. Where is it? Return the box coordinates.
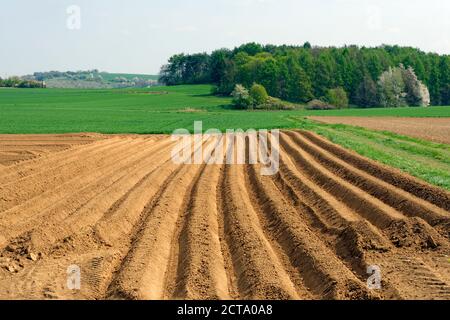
[1,84,449,189]
[0,84,449,134]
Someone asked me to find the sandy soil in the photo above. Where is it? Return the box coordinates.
[309,117,450,144]
[0,134,102,166]
[0,132,449,300]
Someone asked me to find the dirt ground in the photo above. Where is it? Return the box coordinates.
[309,117,450,144]
[0,134,102,166]
[0,132,449,300]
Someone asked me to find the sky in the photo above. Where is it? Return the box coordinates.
[1,0,449,77]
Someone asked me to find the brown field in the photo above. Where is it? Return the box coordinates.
[0,132,449,300]
[309,117,450,144]
[0,134,102,166]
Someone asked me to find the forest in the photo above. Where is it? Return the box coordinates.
[159,43,450,107]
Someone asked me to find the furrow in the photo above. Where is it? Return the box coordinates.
[107,163,202,300]
[0,138,149,221]
[288,131,449,225]
[276,144,392,244]
[4,152,177,300]
[280,132,403,229]
[277,139,449,299]
[1,131,448,301]
[298,130,450,212]
[93,158,178,247]
[245,137,373,300]
[106,138,213,300]
[215,163,241,300]
[277,153,359,229]
[0,136,112,184]
[274,145,399,297]
[281,133,446,249]
[0,138,135,213]
[380,254,450,300]
[168,139,232,300]
[162,137,223,299]
[0,139,173,249]
[23,140,176,253]
[218,157,300,298]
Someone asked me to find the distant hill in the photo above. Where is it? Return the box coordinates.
[99,72,159,82]
[23,70,160,89]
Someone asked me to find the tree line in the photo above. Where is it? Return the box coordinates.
[159,43,450,107]
[0,77,45,88]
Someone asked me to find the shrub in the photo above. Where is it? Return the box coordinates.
[231,84,252,109]
[210,85,219,95]
[326,87,349,109]
[0,77,45,88]
[306,99,336,110]
[232,83,295,110]
[255,97,295,110]
[249,83,269,106]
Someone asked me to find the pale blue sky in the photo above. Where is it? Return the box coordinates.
[1,0,449,77]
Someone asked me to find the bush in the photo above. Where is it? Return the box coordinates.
[249,83,269,106]
[210,85,219,95]
[255,97,295,110]
[306,99,336,110]
[326,87,349,109]
[0,77,45,88]
[231,84,253,109]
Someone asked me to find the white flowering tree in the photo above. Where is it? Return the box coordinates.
[377,65,431,107]
[377,67,407,107]
[402,65,430,107]
[231,84,253,109]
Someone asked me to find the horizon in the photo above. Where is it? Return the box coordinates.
[1,0,449,78]
[3,42,449,78]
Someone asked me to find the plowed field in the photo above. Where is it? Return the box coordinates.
[0,131,449,300]
[309,117,450,144]
[0,134,101,166]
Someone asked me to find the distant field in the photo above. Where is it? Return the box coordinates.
[98,72,159,81]
[303,106,450,118]
[310,116,450,144]
[0,85,449,134]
